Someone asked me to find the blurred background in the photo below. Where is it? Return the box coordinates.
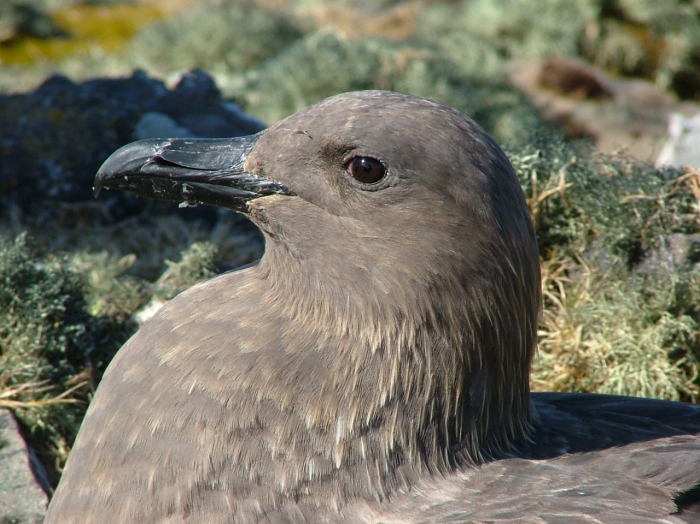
[3,0,700,159]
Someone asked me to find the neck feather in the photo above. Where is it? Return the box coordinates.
[253,235,537,495]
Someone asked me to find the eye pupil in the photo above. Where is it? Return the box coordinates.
[346,156,385,184]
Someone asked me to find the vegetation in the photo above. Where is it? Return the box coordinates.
[0,215,257,483]
[511,135,700,400]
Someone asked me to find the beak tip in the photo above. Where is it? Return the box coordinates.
[93,174,103,198]
[94,164,110,198]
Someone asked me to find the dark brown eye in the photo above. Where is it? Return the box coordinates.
[345,156,386,184]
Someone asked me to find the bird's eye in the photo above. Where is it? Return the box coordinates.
[345,156,386,184]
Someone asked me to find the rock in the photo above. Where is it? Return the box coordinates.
[633,233,700,279]
[508,57,700,164]
[0,69,265,218]
[656,113,700,168]
[666,233,700,268]
[0,408,50,524]
[134,112,193,140]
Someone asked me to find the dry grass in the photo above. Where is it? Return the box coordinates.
[518,136,700,402]
[533,251,699,400]
[0,379,88,410]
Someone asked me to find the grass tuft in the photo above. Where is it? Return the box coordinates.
[509,132,700,402]
[0,228,239,484]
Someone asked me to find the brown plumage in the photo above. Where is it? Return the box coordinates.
[45,91,700,523]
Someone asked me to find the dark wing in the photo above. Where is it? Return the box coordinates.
[356,394,700,523]
[355,434,700,523]
[527,392,700,458]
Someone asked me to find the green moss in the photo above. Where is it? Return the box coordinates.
[507,131,700,400]
[126,1,303,78]
[535,253,699,399]
[0,234,99,482]
[233,30,545,145]
[4,0,700,101]
[69,251,147,318]
[0,234,94,383]
[509,133,697,259]
[415,0,700,99]
[153,241,219,301]
[0,230,233,484]
[436,0,594,60]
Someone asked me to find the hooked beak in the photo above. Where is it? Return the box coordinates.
[94,134,294,212]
